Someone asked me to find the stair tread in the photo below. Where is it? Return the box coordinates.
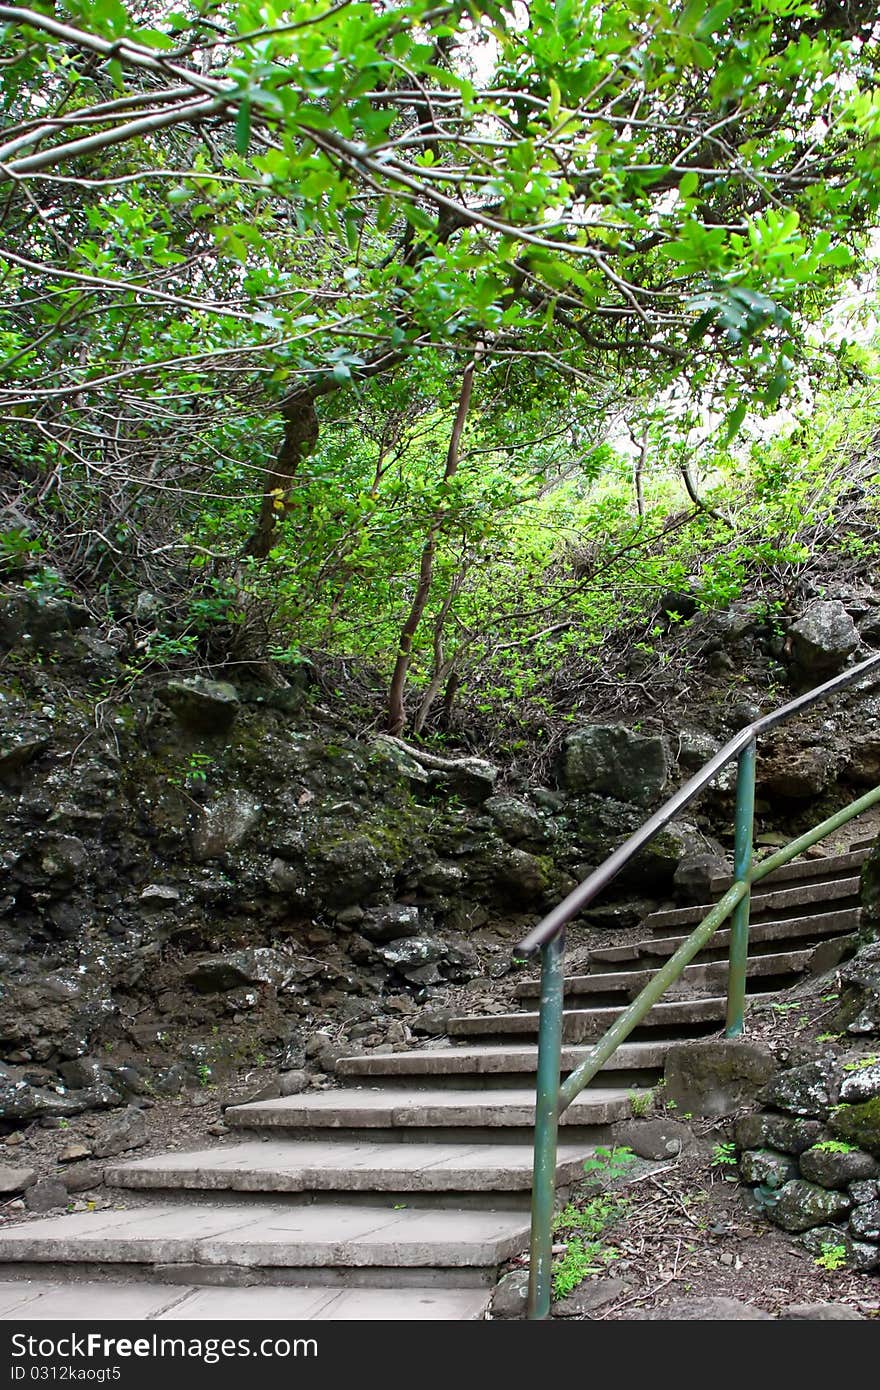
[641,877,860,931]
[516,947,816,998]
[227,1086,639,1128]
[0,1202,530,1269]
[590,908,860,964]
[108,1139,594,1193]
[709,847,868,892]
[0,1279,491,1321]
[337,1040,677,1076]
[448,996,741,1038]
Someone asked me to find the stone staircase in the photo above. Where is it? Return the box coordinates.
[0,846,868,1320]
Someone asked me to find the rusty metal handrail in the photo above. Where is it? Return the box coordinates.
[522,648,880,1319]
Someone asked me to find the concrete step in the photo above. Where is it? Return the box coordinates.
[0,1202,529,1279]
[448,995,744,1043]
[107,1139,594,1197]
[226,1086,638,1132]
[337,1039,676,1083]
[0,1278,490,1320]
[709,847,868,893]
[640,877,861,933]
[515,947,816,1002]
[588,907,861,967]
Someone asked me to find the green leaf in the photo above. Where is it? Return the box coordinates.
[235,100,252,157]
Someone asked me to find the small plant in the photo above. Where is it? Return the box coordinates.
[843,1055,880,1072]
[581,1146,636,1185]
[814,1242,847,1272]
[710,1142,738,1168]
[196,1062,211,1087]
[811,1140,857,1154]
[628,1089,653,1118]
[552,1238,620,1299]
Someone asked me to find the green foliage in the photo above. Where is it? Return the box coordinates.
[811,1140,857,1154]
[551,1191,628,1299]
[710,1142,738,1168]
[581,1146,637,1184]
[814,1242,848,1273]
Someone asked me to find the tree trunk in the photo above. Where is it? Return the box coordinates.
[385,359,476,736]
[242,393,319,559]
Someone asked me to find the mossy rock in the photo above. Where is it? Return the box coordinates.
[829,1095,880,1156]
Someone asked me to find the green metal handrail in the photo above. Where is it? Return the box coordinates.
[516,650,880,1319]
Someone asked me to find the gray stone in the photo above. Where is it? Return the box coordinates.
[58,1143,93,1164]
[184,948,295,994]
[829,1096,880,1155]
[434,758,498,805]
[94,1108,148,1158]
[628,1297,771,1320]
[0,1164,36,1195]
[490,1269,529,1319]
[780,1303,862,1320]
[764,1179,851,1232]
[761,1057,842,1118]
[665,1040,778,1117]
[673,853,727,904]
[787,601,859,674]
[840,1062,880,1103]
[360,904,425,944]
[676,728,721,774]
[25,1178,68,1212]
[612,1118,696,1160]
[64,1164,105,1194]
[58,1057,104,1090]
[553,1277,628,1317]
[377,937,445,971]
[849,1201,880,1241]
[488,847,551,905]
[739,1148,798,1189]
[760,747,839,799]
[192,794,261,861]
[799,1144,878,1189]
[0,737,49,782]
[800,1225,880,1271]
[0,590,87,649]
[562,725,668,806]
[849,1179,879,1204]
[734,1113,825,1155]
[139,884,181,907]
[484,796,550,846]
[157,677,239,733]
[279,1071,308,1096]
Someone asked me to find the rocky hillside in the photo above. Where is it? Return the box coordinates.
[2,577,880,1127]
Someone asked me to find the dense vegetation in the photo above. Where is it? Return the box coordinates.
[2,0,880,747]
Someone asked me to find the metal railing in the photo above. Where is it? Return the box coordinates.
[516,650,880,1319]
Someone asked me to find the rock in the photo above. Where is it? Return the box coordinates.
[734,1113,825,1155]
[183,948,296,994]
[760,747,839,799]
[0,590,87,650]
[829,1095,880,1155]
[0,737,50,783]
[157,676,239,733]
[760,1057,842,1118]
[676,729,721,775]
[360,904,426,944]
[787,601,859,675]
[849,1179,879,1204]
[306,836,388,908]
[490,1269,530,1319]
[628,1297,771,1320]
[434,758,498,805]
[488,847,552,905]
[553,1277,629,1317]
[849,1201,880,1241]
[58,1057,104,1090]
[764,1179,851,1232]
[376,937,445,971]
[800,1225,880,1272]
[279,1071,308,1096]
[834,940,880,1036]
[0,1164,36,1195]
[780,1303,862,1320]
[483,796,551,847]
[25,1178,68,1212]
[63,1164,104,1194]
[840,1062,880,1103]
[191,794,261,861]
[673,853,727,904]
[611,1118,696,1160]
[562,725,668,806]
[139,884,181,907]
[58,1142,93,1164]
[93,1107,148,1158]
[799,1144,878,1189]
[739,1148,799,1189]
[665,1040,778,1117]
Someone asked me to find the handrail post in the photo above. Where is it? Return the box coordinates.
[526,930,565,1320]
[726,737,756,1037]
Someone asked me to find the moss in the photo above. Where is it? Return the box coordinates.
[829,1095,880,1156]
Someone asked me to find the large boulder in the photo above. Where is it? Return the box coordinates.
[832,940,880,1036]
[734,1112,826,1155]
[787,601,859,675]
[760,1057,842,1119]
[483,795,553,847]
[561,725,669,806]
[739,1148,799,1188]
[157,676,240,734]
[799,1144,878,1189]
[764,1179,851,1232]
[829,1096,880,1156]
[664,1040,778,1117]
